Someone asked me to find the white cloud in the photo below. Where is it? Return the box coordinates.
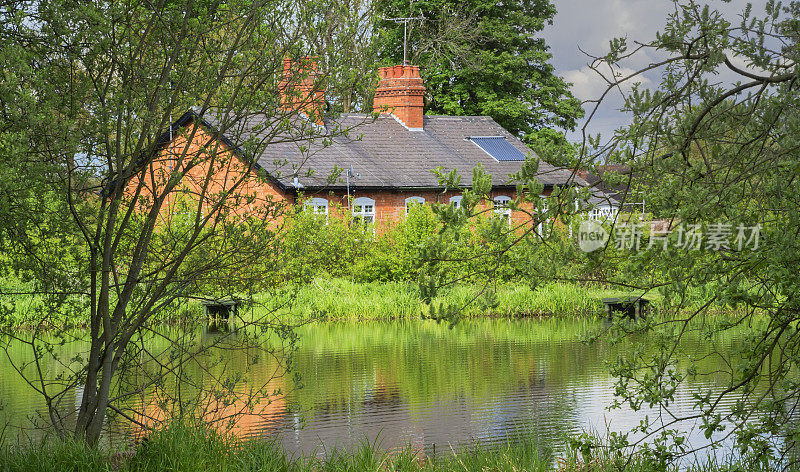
[542,0,757,142]
[562,65,651,102]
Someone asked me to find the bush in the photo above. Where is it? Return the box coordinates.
[278,200,375,284]
[276,200,583,287]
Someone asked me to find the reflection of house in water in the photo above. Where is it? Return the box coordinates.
[129,380,287,441]
[365,370,402,408]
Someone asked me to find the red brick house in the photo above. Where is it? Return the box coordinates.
[133,60,582,227]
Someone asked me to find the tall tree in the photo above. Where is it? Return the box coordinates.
[375,0,584,146]
[427,1,800,469]
[0,0,368,446]
[302,0,380,113]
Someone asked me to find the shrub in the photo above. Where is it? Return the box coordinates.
[276,201,585,287]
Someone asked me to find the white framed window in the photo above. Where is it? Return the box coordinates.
[404,196,425,215]
[536,195,549,236]
[305,197,329,221]
[449,195,463,209]
[493,195,512,219]
[352,196,375,224]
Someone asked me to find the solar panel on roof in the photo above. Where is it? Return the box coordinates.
[469,136,527,161]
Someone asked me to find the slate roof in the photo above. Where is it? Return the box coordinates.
[583,164,648,209]
[192,109,583,191]
[587,189,620,208]
[583,164,632,197]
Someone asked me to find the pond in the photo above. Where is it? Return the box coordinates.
[0,318,747,458]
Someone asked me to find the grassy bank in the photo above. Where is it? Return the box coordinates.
[246,277,631,322]
[0,422,554,472]
[2,277,626,327]
[5,274,743,328]
[0,422,773,472]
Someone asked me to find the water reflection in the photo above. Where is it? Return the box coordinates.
[0,318,749,457]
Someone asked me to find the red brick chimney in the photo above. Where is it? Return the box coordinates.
[373,65,426,129]
[279,57,325,125]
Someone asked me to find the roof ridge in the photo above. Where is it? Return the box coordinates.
[190,106,575,190]
[423,115,493,120]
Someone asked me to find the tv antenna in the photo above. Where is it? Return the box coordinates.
[385,14,424,65]
[346,165,360,205]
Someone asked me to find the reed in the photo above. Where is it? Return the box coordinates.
[3,273,742,328]
[0,422,554,472]
[0,422,783,472]
[246,278,619,321]
[0,438,109,472]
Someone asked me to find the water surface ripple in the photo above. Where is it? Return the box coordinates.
[0,318,747,458]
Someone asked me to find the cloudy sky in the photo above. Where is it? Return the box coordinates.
[541,0,756,143]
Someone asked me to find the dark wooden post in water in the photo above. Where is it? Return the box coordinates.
[201,298,240,320]
[601,297,650,320]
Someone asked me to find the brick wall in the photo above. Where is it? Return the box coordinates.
[302,187,546,232]
[126,122,292,223]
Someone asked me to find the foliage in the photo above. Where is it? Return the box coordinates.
[375,0,584,146]
[419,0,800,469]
[0,438,110,472]
[275,201,371,284]
[300,0,380,114]
[580,2,800,469]
[0,420,551,472]
[0,0,372,446]
[1,419,791,471]
[277,196,586,288]
[0,421,553,471]
[249,277,615,321]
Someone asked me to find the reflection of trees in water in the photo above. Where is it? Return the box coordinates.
[0,334,92,444]
[269,320,590,453]
[0,318,759,451]
[111,323,292,442]
[282,319,606,418]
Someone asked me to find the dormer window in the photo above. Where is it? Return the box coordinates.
[352,197,375,225]
[404,196,425,215]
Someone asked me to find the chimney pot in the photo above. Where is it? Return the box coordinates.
[373,64,426,129]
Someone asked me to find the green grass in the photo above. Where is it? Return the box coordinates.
[0,277,44,329]
[0,421,785,472]
[3,275,732,328]
[0,421,552,472]
[235,277,628,322]
[0,437,109,472]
